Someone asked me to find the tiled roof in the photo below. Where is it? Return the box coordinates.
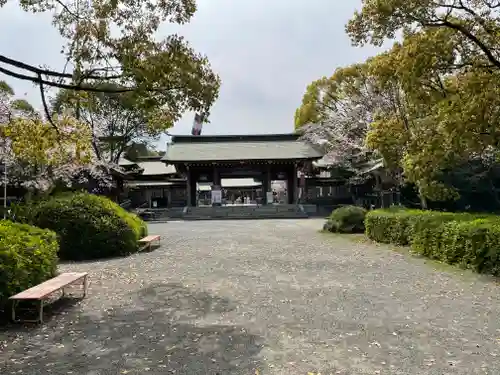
[360,159,384,174]
[118,157,138,167]
[118,157,176,175]
[162,134,323,163]
[137,160,177,176]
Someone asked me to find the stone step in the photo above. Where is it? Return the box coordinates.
[146,204,311,220]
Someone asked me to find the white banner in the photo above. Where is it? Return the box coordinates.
[266,191,274,204]
[211,189,222,204]
[191,113,204,136]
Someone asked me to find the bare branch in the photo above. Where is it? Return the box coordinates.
[0,55,120,81]
[38,73,58,131]
[0,64,185,95]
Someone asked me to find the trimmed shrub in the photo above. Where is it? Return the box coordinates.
[325,205,367,233]
[365,209,426,245]
[410,212,485,257]
[92,194,148,240]
[17,193,148,260]
[0,220,58,308]
[365,208,483,246]
[438,219,500,275]
[411,217,500,275]
[323,220,334,232]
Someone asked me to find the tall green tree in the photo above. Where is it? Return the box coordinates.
[0,0,220,126]
[364,27,500,205]
[347,0,500,70]
[298,19,500,206]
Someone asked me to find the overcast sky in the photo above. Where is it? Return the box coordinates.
[0,0,387,149]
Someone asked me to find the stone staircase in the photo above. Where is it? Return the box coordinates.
[136,204,318,221]
[137,207,185,221]
[183,204,309,220]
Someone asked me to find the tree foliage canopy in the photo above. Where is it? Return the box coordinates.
[297,2,500,205]
[295,64,388,173]
[0,81,35,123]
[51,84,169,164]
[0,81,109,192]
[0,0,220,126]
[347,0,500,69]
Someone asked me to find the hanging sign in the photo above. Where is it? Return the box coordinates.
[191,113,204,135]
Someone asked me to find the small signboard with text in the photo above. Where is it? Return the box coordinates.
[266,191,274,204]
[211,185,222,206]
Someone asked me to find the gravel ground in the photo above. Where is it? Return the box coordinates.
[2,219,500,375]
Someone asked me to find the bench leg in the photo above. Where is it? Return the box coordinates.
[83,275,88,298]
[11,300,18,322]
[11,300,44,324]
[38,300,44,324]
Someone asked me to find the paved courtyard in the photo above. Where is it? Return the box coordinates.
[2,219,500,374]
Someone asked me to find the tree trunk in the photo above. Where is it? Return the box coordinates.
[488,177,500,209]
[418,188,428,209]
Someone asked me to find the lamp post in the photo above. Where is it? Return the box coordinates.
[3,163,6,216]
[2,160,6,220]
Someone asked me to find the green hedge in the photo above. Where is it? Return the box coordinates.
[0,220,58,308]
[365,208,424,245]
[436,219,500,275]
[365,209,478,245]
[16,193,148,261]
[324,205,367,233]
[366,208,500,275]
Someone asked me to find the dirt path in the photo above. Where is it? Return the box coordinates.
[1,219,500,374]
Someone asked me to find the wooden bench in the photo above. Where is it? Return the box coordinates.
[9,272,88,324]
[139,235,161,251]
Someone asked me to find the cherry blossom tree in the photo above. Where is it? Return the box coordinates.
[0,81,114,194]
[295,63,391,175]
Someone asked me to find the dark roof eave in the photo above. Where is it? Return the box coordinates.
[141,173,178,177]
[169,133,300,143]
[161,157,322,163]
[110,168,127,178]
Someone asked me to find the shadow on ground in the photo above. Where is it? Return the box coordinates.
[0,297,83,328]
[1,282,263,375]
